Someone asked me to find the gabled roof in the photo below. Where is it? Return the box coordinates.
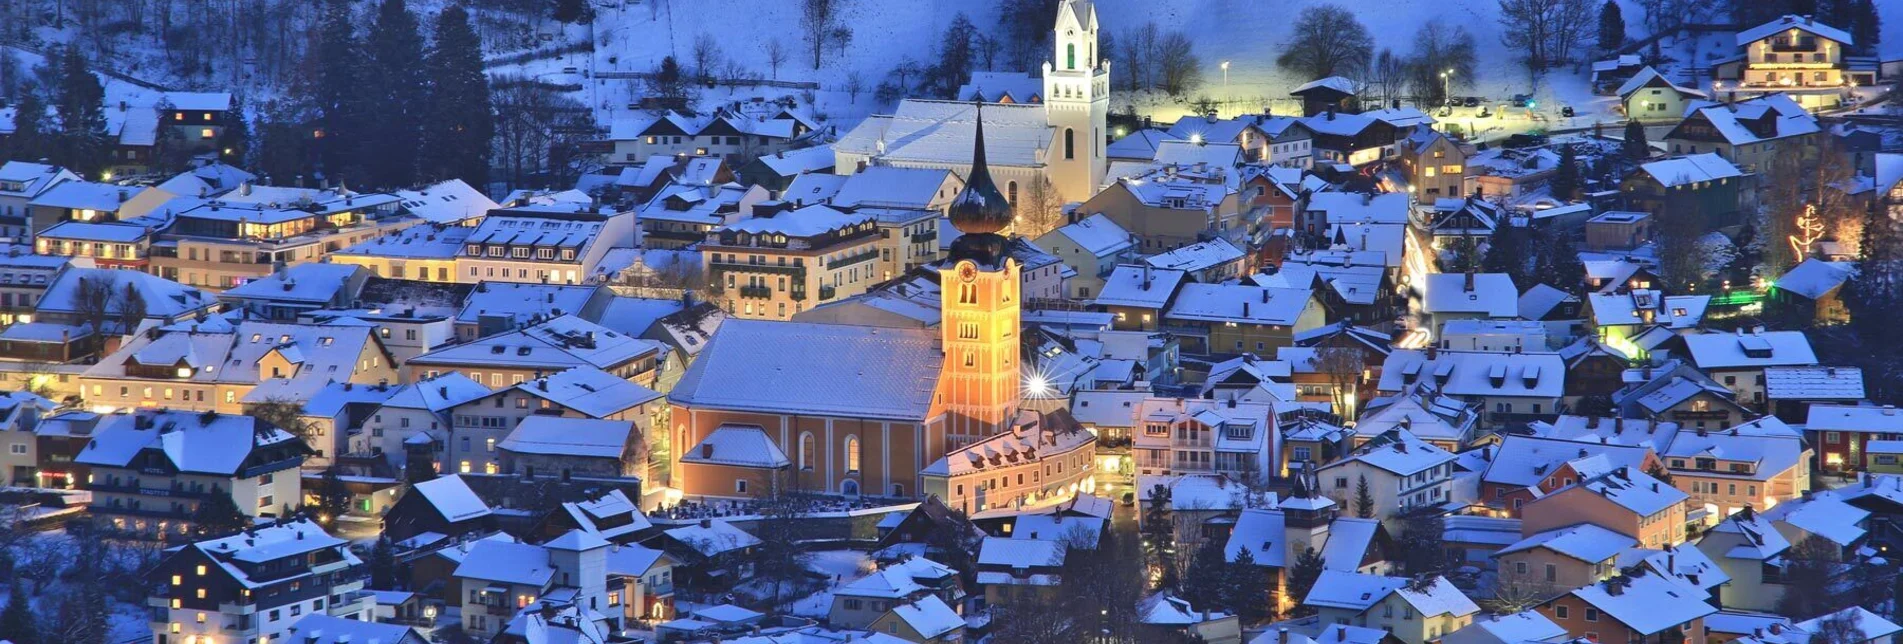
[1305,571,1478,617]
[497,416,635,459]
[1224,508,1289,567]
[1639,154,1742,187]
[1422,273,1518,317]
[76,410,305,475]
[1705,508,1790,560]
[1094,264,1186,309]
[1775,259,1854,300]
[1320,428,1457,477]
[1682,330,1816,369]
[1044,213,1133,257]
[1736,14,1852,46]
[454,539,557,586]
[1550,466,1685,517]
[679,424,790,468]
[1567,571,1716,635]
[514,366,662,418]
[670,320,941,421]
[410,475,494,522]
[1616,67,1707,99]
[1495,524,1635,563]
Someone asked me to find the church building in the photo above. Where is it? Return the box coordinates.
[669,105,1055,500]
[833,0,1108,209]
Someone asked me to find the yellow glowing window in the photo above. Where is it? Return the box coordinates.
[196,565,207,576]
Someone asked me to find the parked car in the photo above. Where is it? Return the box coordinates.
[1464,96,1481,107]
[1560,105,1576,118]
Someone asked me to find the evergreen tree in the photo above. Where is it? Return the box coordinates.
[421,4,494,187]
[369,537,400,590]
[1598,1,1626,52]
[364,0,427,187]
[1845,196,1903,349]
[1850,0,1879,55]
[0,578,37,644]
[316,0,368,182]
[931,13,979,98]
[1397,512,1448,577]
[49,45,107,177]
[191,488,251,538]
[1552,145,1580,201]
[1354,475,1376,518]
[1181,537,1228,611]
[1284,547,1327,618]
[1142,484,1181,590]
[1535,228,1586,289]
[217,94,251,166]
[5,85,49,162]
[1483,224,1534,287]
[1623,119,1649,160]
[647,56,692,112]
[404,454,438,484]
[317,468,352,521]
[552,0,592,24]
[1226,548,1269,624]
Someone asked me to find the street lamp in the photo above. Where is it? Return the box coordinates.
[1440,69,1454,104]
[1222,61,1230,93]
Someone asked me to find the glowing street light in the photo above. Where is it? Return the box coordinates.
[1221,60,1231,92]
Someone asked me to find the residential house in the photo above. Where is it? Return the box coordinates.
[144,520,372,644]
[450,530,612,639]
[496,416,643,479]
[1035,213,1135,299]
[1532,569,1717,644]
[1161,282,1325,355]
[0,161,80,240]
[1317,429,1458,529]
[921,409,1098,515]
[1768,258,1854,324]
[456,204,637,284]
[217,263,370,321]
[81,320,397,414]
[1619,67,1709,123]
[1802,404,1903,474]
[701,204,884,320]
[1094,264,1186,331]
[1302,572,1480,644]
[1713,14,1860,109]
[1520,466,1688,549]
[1681,330,1818,407]
[152,185,405,290]
[1494,524,1636,598]
[1665,95,1822,177]
[76,410,310,538]
[1621,154,1744,228]
[380,474,498,545]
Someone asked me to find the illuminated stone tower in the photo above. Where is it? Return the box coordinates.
[940,104,1022,447]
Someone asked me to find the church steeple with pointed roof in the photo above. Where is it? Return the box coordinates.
[946,103,1015,266]
[938,103,1021,448]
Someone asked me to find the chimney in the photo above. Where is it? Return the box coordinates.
[1337,627,1347,641]
[117,189,129,203]
[1280,629,1290,644]
[700,442,714,459]
[1464,270,1475,292]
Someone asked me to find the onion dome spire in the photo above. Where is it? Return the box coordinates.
[947,102,1014,236]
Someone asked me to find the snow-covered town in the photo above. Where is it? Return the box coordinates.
[2,0,1903,642]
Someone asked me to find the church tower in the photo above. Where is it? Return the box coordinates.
[940,104,1022,448]
[1042,0,1108,204]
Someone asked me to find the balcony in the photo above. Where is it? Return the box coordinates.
[826,249,878,270]
[710,260,806,277]
[738,285,774,299]
[819,285,836,300]
[910,230,937,244]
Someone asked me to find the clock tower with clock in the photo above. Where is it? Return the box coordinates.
[939,105,1022,448]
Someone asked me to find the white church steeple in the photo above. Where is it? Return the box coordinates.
[1042,0,1108,204]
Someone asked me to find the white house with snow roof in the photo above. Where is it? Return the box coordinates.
[1316,428,1457,528]
[76,409,310,537]
[1035,212,1135,298]
[1715,14,1864,109]
[1303,571,1479,644]
[145,519,372,644]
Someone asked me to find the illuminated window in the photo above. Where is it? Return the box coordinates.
[196,565,207,576]
[200,128,215,139]
[459,461,471,473]
[844,435,861,473]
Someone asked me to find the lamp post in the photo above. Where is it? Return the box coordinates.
[1221,60,1231,93]
[1440,69,1454,105]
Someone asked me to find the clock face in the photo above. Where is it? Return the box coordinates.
[957,262,978,283]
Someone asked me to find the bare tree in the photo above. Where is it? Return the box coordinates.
[250,398,317,445]
[1276,4,1374,80]
[690,33,722,83]
[1014,176,1066,239]
[1156,31,1204,96]
[115,282,147,335]
[1309,344,1365,420]
[1499,0,1596,71]
[800,0,842,69]
[1118,22,1161,91]
[1408,20,1478,106]
[764,38,788,79]
[73,275,115,335]
[1364,49,1407,107]
[844,70,865,104]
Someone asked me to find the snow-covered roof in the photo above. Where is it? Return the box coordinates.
[1094,264,1186,309]
[1587,290,1709,328]
[1378,350,1566,399]
[334,223,471,260]
[1136,473,1261,511]
[223,263,362,304]
[680,424,790,468]
[1351,394,1476,445]
[562,489,653,542]
[454,539,558,586]
[1107,128,1183,160]
[1569,571,1717,635]
[410,475,494,522]
[378,372,492,412]
[35,220,152,242]
[1559,466,1686,517]
[1775,258,1854,300]
[1143,238,1244,273]
[1761,495,1869,546]
[1736,14,1852,46]
[664,518,762,556]
[957,71,1044,104]
[76,410,304,475]
[1321,428,1457,476]
[1639,154,1742,187]
[29,180,137,212]
[1682,330,1817,369]
[753,145,838,177]
[1045,213,1133,257]
[1618,544,1729,590]
[1305,571,1477,617]
[830,166,958,210]
[1140,592,1233,625]
[39,268,214,322]
[1165,283,1313,326]
[1707,509,1791,560]
[722,204,872,238]
[1804,404,1903,433]
[977,536,1066,568]
[1616,66,1706,99]
[1482,435,1652,488]
[1292,76,1359,96]
[1681,94,1820,146]
[890,595,963,638]
[1224,508,1289,567]
[285,613,421,644]
[1319,517,1381,572]
[1496,524,1636,563]
[497,416,634,460]
[670,320,942,421]
[1423,273,1518,317]
[515,366,662,418]
[184,520,356,590]
[1305,192,1410,225]
[454,282,603,325]
[836,100,1053,168]
[414,315,662,373]
[394,179,499,224]
[1659,430,1804,483]
[1444,611,1569,644]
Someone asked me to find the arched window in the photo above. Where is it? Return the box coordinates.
[798,432,815,470]
[1067,43,1076,70]
[842,479,861,496]
[1064,128,1075,160]
[1007,181,1018,205]
[844,435,861,473]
